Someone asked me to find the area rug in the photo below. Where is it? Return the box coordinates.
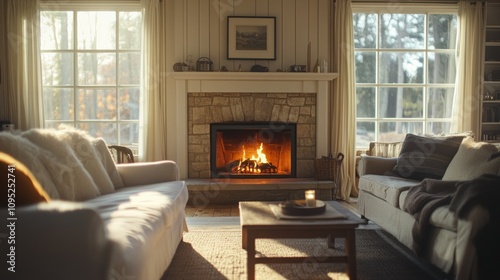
[162,227,447,280]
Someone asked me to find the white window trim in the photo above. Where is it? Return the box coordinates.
[40,5,142,150]
[352,3,459,148]
[41,1,141,11]
[352,3,457,14]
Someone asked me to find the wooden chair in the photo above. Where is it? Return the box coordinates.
[108,145,135,163]
[366,141,403,158]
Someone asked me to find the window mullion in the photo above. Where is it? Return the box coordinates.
[73,10,78,128]
[116,11,120,145]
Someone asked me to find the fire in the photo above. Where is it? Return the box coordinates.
[237,143,277,174]
[250,143,268,164]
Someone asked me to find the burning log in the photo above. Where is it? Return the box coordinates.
[235,160,278,174]
[217,142,279,174]
[259,163,278,173]
[216,159,240,172]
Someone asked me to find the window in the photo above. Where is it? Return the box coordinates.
[40,8,142,152]
[353,6,458,149]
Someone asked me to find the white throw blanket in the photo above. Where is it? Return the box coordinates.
[0,127,123,201]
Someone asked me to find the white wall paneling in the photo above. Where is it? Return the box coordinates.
[172,0,332,72]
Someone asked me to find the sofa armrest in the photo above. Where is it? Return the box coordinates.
[116,160,179,187]
[0,201,114,280]
[357,155,398,176]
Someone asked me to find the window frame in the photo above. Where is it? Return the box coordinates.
[40,3,142,151]
[352,3,459,149]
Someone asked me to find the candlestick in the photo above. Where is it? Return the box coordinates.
[305,190,316,207]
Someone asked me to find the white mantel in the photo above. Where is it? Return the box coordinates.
[169,72,338,179]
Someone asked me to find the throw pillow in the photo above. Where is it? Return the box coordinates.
[0,152,50,207]
[442,137,500,181]
[58,127,116,195]
[0,132,61,199]
[392,134,464,181]
[93,138,124,189]
[21,129,101,201]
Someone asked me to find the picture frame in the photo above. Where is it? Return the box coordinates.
[227,16,276,60]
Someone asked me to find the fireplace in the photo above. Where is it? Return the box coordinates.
[171,72,338,179]
[210,122,296,178]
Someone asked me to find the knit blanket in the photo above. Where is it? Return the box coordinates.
[402,179,457,255]
[0,127,123,201]
[403,174,500,278]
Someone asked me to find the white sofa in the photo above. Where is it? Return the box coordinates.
[0,128,188,280]
[357,134,500,280]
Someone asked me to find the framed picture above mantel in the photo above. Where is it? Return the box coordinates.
[227,16,276,60]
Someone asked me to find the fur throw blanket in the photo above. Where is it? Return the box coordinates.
[0,127,123,201]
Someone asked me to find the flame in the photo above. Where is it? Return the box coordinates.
[238,143,268,173]
[255,143,268,163]
[238,146,246,169]
[244,143,268,164]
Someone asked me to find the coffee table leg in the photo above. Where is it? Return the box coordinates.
[247,233,256,280]
[242,227,247,249]
[345,229,357,280]
[327,235,336,248]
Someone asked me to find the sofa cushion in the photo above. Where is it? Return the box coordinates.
[442,137,500,181]
[392,134,464,181]
[358,174,420,207]
[84,181,188,278]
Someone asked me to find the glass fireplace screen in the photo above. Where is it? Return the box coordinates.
[210,122,296,178]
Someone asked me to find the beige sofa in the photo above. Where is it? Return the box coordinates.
[0,128,188,280]
[357,134,500,280]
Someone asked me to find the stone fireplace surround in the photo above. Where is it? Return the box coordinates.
[171,72,338,204]
[190,93,309,179]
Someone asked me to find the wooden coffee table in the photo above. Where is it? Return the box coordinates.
[239,201,366,280]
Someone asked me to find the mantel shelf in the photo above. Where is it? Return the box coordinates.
[170,71,339,81]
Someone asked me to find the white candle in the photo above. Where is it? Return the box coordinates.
[305,190,316,207]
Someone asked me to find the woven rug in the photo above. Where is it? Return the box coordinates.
[162,227,446,280]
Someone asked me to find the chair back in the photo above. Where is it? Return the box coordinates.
[108,145,135,163]
[367,141,403,158]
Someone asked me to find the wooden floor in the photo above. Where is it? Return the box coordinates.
[185,204,241,217]
[185,199,358,217]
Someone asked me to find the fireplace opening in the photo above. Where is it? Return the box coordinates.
[210,122,296,178]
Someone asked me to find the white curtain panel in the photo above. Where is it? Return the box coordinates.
[4,0,44,130]
[453,1,484,136]
[331,0,357,200]
[140,0,167,161]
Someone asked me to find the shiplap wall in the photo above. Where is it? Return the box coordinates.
[170,0,332,72]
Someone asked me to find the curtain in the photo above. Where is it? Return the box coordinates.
[331,0,357,200]
[3,0,43,130]
[452,1,484,137]
[140,0,168,161]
